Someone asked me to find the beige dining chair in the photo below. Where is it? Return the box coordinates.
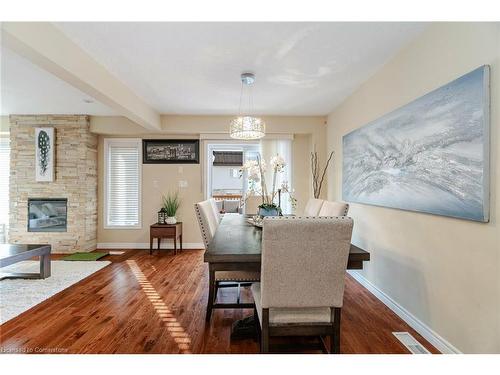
[194,200,260,321]
[243,195,263,215]
[318,200,349,217]
[223,199,240,213]
[303,198,325,216]
[208,197,222,223]
[251,216,354,353]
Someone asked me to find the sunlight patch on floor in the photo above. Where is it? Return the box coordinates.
[126,259,192,353]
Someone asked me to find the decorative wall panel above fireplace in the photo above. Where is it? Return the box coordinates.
[35,127,55,182]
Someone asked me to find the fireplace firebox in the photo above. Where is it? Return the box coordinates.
[28,198,68,232]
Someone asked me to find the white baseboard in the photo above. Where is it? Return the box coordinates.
[96,242,205,250]
[348,270,461,354]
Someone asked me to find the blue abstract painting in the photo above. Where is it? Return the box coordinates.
[342,66,490,222]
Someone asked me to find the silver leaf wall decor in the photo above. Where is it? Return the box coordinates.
[342,66,490,222]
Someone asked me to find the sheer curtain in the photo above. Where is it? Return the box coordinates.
[260,138,293,214]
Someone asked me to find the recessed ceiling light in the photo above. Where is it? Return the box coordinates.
[83,99,94,104]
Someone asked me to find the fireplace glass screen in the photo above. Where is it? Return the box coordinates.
[28,198,67,232]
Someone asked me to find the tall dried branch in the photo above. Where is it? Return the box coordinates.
[317,151,334,198]
[311,150,335,199]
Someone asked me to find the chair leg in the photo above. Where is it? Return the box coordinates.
[254,307,261,342]
[331,307,341,354]
[261,308,270,353]
[206,268,216,322]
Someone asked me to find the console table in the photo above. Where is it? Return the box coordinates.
[0,244,51,280]
[149,222,183,255]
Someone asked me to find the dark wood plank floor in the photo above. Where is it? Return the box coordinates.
[0,250,438,354]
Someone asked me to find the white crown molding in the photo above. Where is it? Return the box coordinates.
[96,242,205,250]
[347,270,462,354]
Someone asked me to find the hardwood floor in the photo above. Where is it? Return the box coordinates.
[0,250,438,354]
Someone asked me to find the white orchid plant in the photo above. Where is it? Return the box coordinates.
[240,154,297,213]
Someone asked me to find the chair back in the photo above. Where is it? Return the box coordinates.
[223,199,240,213]
[303,198,324,216]
[260,217,353,309]
[244,195,263,215]
[194,200,219,248]
[318,201,349,216]
[208,198,222,222]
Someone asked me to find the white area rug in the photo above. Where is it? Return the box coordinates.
[0,260,110,324]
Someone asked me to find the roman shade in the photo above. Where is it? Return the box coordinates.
[212,151,243,166]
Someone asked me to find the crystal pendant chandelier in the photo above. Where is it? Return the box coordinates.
[230,72,266,140]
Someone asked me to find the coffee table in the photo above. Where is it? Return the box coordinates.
[0,244,52,280]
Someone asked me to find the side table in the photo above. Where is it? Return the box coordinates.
[149,222,183,255]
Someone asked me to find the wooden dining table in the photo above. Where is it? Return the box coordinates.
[204,213,371,322]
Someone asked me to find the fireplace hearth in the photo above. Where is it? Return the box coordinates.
[28,198,68,232]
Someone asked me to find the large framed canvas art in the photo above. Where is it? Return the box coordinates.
[342,66,490,222]
[35,127,55,182]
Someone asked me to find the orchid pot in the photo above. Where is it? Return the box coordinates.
[258,204,280,217]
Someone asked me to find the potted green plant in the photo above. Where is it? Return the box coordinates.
[162,191,181,224]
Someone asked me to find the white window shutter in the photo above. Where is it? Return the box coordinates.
[105,139,141,228]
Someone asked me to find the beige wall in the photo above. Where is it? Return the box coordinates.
[1,116,10,135]
[292,134,313,213]
[96,133,203,246]
[326,23,500,353]
[93,115,326,246]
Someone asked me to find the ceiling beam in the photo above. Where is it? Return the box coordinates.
[1,22,161,131]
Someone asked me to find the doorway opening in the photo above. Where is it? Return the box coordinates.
[205,142,260,214]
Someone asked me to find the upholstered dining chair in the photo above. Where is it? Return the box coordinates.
[243,195,263,215]
[208,197,222,223]
[303,198,325,216]
[194,200,260,321]
[318,200,349,217]
[222,199,240,213]
[251,216,354,353]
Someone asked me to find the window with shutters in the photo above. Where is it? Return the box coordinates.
[104,139,142,228]
[0,137,10,242]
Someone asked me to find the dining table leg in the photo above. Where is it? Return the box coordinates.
[206,265,216,321]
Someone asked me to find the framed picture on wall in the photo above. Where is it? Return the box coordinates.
[142,139,200,164]
[35,127,55,182]
[342,65,490,222]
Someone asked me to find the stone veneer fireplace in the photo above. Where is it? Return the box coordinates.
[9,115,97,253]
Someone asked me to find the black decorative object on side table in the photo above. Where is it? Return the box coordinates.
[157,208,166,224]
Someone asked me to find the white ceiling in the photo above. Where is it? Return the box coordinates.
[0,46,115,116]
[2,22,427,117]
